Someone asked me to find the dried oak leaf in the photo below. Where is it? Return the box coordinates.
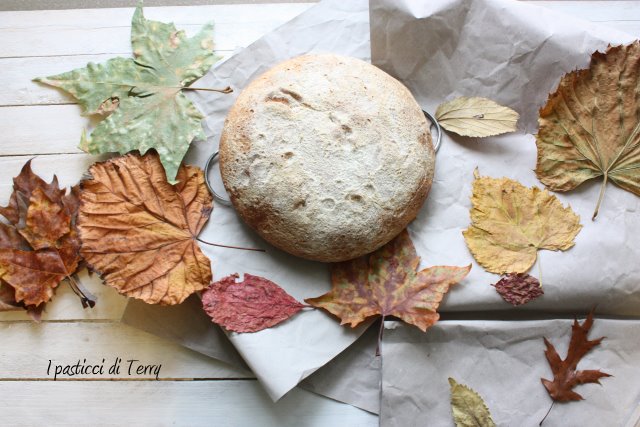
[202,273,304,333]
[78,152,213,305]
[463,170,582,274]
[34,6,224,184]
[541,310,611,401]
[449,378,496,427]
[493,273,543,306]
[536,41,640,219]
[0,160,81,307]
[305,229,470,332]
[435,96,519,137]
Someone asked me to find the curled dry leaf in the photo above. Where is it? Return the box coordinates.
[541,310,611,402]
[536,41,640,219]
[34,6,225,184]
[0,281,20,312]
[202,273,304,333]
[449,378,496,427]
[78,152,213,305]
[306,229,470,332]
[463,170,582,274]
[435,96,519,137]
[0,160,81,308]
[493,273,543,306]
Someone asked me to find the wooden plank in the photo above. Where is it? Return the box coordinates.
[0,268,128,321]
[0,3,637,107]
[0,321,249,379]
[0,51,233,107]
[0,104,87,154]
[0,381,377,426]
[0,4,313,58]
[0,153,105,200]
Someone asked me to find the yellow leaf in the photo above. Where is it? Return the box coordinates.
[435,97,519,137]
[536,41,640,219]
[449,378,496,427]
[462,170,582,274]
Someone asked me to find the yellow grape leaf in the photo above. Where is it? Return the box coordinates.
[449,378,496,427]
[463,170,582,274]
[536,41,640,219]
[435,97,519,137]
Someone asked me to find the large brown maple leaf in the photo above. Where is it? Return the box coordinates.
[78,152,213,305]
[536,41,640,219]
[541,310,611,402]
[306,229,470,332]
[0,161,81,307]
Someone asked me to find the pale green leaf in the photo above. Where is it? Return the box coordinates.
[80,92,204,186]
[33,57,153,116]
[34,5,221,183]
[435,97,519,137]
[449,377,497,427]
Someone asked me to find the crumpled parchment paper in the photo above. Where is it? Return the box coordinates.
[122,0,640,413]
[381,319,640,426]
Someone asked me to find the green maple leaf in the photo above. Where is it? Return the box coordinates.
[34,6,224,183]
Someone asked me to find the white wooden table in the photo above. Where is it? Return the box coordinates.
[0,1,638,425]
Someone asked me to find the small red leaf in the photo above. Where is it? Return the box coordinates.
[202,273,304,333]
[493,273,543,306]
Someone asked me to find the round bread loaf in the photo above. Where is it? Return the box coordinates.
[219,54,435,262]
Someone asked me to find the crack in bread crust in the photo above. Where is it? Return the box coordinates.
[219,54,435,262]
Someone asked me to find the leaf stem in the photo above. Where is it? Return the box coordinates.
[67,274,96,309]
[539,401,554,426]
[592,173,608,220]
[537,253,543,288]
[181,86,233,94]
[196,238,265,252]
[376,316,385,357]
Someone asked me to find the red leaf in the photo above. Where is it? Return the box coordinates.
[493,273,543,306]
[202,273,304,333]
[541,310,611,402]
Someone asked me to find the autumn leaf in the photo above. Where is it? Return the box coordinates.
[536,41,640,220]
[34,6,228,184]
[435,96,519,137]
[539,311,611,425]
[202,273,305,333]
[0,281,20,312]
[305,229,470,332]
[463,170,582,275]
[492,273,543,306]
[0,160,81,307]
[449,378,496,427]
[78,152,213,305]
[541,310,611,402]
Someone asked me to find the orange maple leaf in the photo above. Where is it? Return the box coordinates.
[306,229,470,332]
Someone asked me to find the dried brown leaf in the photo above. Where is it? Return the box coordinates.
[78,152,213,305]
[541,310,611,402]
[0,161,81,307]
[306,230,470,332]
[536,41,640,219]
